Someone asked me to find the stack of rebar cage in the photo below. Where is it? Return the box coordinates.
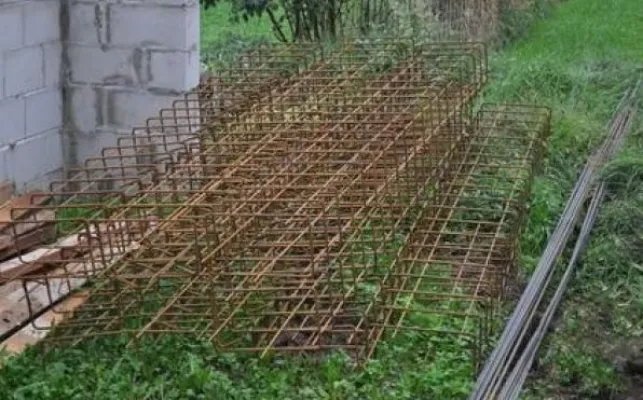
[5,40,550,366]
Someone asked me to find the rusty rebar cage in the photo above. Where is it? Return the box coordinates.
[2,40,549,365]
[4,40,488,279]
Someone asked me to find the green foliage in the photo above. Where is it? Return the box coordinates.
[201,3,276,67]
[480,0,643,397]
[200,0,392,43]
[0,329,475,399]
[496,0,557,47]
[54,196,123,235]
[202,0,484,44]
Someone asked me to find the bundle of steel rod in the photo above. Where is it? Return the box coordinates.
[0,41,548,364]
[469,82,640,399]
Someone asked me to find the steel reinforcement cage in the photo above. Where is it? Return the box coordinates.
[2,40,550,366]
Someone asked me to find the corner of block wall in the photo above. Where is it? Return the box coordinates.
[64,0,200,163]
[1,0,201,189]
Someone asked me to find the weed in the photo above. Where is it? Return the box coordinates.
[201,3,276,68]
[0,329,477,399]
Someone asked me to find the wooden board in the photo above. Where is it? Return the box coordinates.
[0,224,56,262]
[0,209,55,248]
[0,232,84,283]
[0,240,140,338]
[0,191,50,232]
[0,217,153,350]
[0,292,89,354]
[0,182,13,207]
[0,276,82,337]
[0,216,152,284]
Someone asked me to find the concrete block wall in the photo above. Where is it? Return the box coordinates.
[0,0,200,190]
[0,0,63,190]
[64,0,200,164]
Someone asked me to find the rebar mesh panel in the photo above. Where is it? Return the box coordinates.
[4,40,487,281]
[0,42,551,366]
[39,56,478,353]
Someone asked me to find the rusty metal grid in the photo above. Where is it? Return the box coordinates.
[373,104,551,364]
[37,61,477,343]
[0,41,552,366]
[29,103,548,365]
[4,40,487,282]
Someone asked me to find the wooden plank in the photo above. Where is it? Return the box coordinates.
[0,292,89,354]
[0,280,50,338]
[0,241,140,338]
[0,209,55,249]
[0,182,13,207]
[0,217,153,344]
[0,233,85,282]
[0,218,150,282]
[0,279,25,300]
[0,191,50,232]
[0,223,56,262]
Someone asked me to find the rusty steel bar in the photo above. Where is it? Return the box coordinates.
[0,41,549,368]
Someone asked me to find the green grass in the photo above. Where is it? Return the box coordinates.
[0,323,475,399]
[1,1,642,399]
[200,3,278,66]
[479,0,643,397]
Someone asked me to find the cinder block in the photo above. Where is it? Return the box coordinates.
[109,4,198,50]
[25,89,62,136]
[68,45,137,85]
[4,46,45,97]
[106,88,181,128]
[74,128,121,164]
[0,97,26,145]
[24,1,60,46]
[186,2,199,50]
[18,168,63,192]
[149,50,198,91]
[185,48,199,89]
[43,41,62,86]
[0,147,9,183]
[3,129,63,187]
[68,2,108,46]
[68,85,101,133]
[0,4,23,52]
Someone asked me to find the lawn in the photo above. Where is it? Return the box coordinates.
[481,0,642,398]
[200,3,277,66]
[0,1,641,399]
